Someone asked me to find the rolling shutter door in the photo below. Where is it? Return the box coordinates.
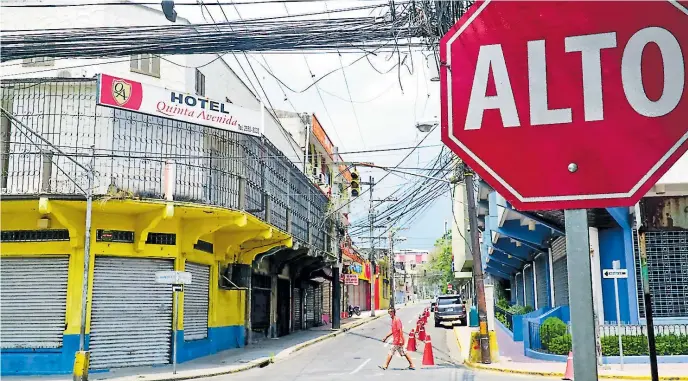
[524,265,535,308]
[184,263,210,341]
[315,283,323,325]
[552,237,570,307]
[515,273,525,306]
[305,285,315,328]
[89,257,173,370]
[293,288,302,330]
[323,282,332,318]
[1,256,69,349]
[535,254,550,309]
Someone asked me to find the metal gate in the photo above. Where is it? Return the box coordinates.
[515,273,525,306]
[551,237,569,307]
[184,262,210,341]
[524,265,535,308]
[251,274,271,330]
[0,256,69,349]
[535,254,550,309]
[89,257,173,369]
[293,288,302,330]
[323,281,332,320]
[314,283,323,326]
[305,284,315,328]
[635,230,688,318]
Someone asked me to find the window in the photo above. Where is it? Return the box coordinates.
[22,57,54,67]
[438,296,462,305]
[130,54,160,77]
[195,69,206,96]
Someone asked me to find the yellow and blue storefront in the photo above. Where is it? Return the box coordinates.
[1,198,292,375]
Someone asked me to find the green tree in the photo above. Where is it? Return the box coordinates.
[421,232,455,293]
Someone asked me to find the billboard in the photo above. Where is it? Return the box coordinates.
[97,73,262,137]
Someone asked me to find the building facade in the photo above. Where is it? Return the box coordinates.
[476,155,688,361]
[394,249,429,302]
[0,3,347,376]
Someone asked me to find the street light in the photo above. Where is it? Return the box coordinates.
[415,118,438,133]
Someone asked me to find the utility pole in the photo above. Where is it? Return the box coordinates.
[366,176,376,317]
[463,163,492,364]
[388,229,394,307]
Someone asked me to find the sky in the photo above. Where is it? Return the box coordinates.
[171,0,452,252]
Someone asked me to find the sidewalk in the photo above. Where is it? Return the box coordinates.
[7,308,395,381]
[454,325,688,380]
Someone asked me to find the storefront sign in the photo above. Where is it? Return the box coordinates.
[97,74,262,137]
[344,274,359,286]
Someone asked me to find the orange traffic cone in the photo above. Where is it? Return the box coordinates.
[406,329,417,352]
[418,324,426,341]
[563,352,573,380]
[422,335,435,366]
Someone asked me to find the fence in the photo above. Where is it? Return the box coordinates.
[0,78,332,251]
[495,304,514,332]
[527,320,688,356]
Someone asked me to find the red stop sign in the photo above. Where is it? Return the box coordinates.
[440,1,688,211]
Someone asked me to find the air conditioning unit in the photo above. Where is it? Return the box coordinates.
[317,173,326,185]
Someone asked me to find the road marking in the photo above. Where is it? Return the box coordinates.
[350,358,371,374]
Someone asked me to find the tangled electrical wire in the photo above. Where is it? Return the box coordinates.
[1,12,430,62]
[349,147,454,242]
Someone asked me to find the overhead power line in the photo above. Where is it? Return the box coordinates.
[7,0,337,7]
[1,13,425,62]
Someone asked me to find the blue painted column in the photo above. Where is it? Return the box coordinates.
[604,207,640,324]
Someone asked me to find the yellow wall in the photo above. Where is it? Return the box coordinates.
[1,199,291,334]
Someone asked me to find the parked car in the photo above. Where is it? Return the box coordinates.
[434,295,467,327]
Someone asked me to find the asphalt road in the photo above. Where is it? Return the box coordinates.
[207,304,529,381]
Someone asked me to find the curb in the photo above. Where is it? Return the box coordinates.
[136,311,388,381]
[451,325,688,381]
[464,361,688,381]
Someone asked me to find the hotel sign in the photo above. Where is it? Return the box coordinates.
[97,73,262,137]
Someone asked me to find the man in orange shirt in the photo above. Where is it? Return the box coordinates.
[380,307,415,370]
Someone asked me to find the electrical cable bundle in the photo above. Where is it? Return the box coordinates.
[1,14,428,62]
[349,147,454,241]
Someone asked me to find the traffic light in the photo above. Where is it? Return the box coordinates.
[350,169,360,197]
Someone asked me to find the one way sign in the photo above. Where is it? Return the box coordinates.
[603,269,628,279]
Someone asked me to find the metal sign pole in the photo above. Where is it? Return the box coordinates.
[564,209,598,381]
[173,288,178,374]
[612,260,624,370]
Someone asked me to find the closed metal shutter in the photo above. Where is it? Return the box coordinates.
[551,237,569,307]
[184,263,210,341]
[89,257,173,370]
[524,266,535,308]
[314,283,323,325]
[293,288,302,330]
[515,273,525,306]
[305,285,315,328]
[1,256,69,349]
[323,282,332,318]
[535,254,550,309]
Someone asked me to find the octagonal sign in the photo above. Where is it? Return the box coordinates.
[440,0,688,211]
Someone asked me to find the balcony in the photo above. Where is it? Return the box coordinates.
[0,78,333,252]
